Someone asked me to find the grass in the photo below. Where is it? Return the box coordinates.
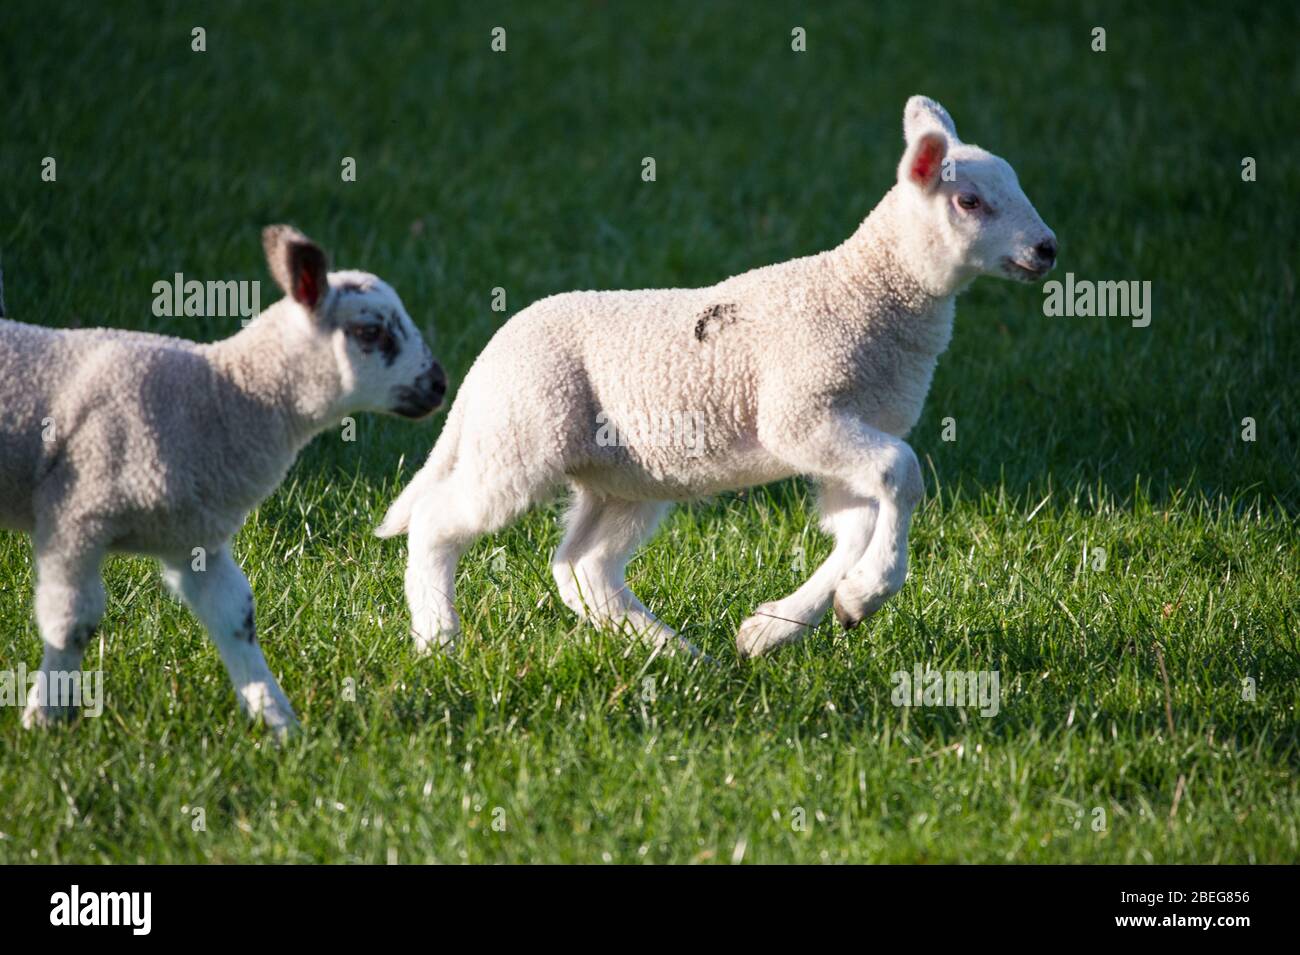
[0,0,1297,863]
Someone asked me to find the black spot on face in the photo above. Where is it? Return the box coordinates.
[694,303,740,341]
[377,340,398,367]
[349,310,404,367]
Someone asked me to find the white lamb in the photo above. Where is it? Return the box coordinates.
[0,226,446,732]
[378,96,1056,658]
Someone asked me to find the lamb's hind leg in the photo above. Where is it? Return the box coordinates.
[405,491,469,654]
[552,487,697,655]
[23,543,106,728]
[735,482,877,658]
[405,470,539,653]
[161,548,297,734]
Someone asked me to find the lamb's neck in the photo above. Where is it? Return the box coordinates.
[834,185,969,305]
[205,301,343,452]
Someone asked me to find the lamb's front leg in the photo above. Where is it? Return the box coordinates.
[161,548,298,735]
[23,544,106,728]
[736,482,877,658]
[829,436,923,631]
[757,414,924,640]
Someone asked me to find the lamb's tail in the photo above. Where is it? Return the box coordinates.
[374,398,465,538]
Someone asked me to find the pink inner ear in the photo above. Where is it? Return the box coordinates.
[911,137,944,185]
[295,267,318,307]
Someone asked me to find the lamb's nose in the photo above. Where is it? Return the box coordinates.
[1035,238,1058,264]
[427,362,448,401]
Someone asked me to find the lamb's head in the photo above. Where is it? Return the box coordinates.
[262,225,447,420]
[894,96,1057,290]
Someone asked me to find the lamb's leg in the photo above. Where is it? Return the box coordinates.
[23,545,106,728]
[829,439,923,631]
[735,482,877,658]
[161,548,298,734]
[552,488,697,655]
[404,464,543,652]
[405,494,468,653]
[764,414,924,636]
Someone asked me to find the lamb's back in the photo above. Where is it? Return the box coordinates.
[0,320,267,549]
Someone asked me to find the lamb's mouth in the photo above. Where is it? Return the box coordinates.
[1002,258,1051,282]
[391,386,444,419]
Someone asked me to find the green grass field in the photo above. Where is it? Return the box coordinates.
[1,1,1296,863]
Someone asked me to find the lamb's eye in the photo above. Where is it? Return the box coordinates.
[957,193,981,211]
[349,323,383,345]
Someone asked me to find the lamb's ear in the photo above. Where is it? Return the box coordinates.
[262,225,329,312]
[904,95,958,143]
[898,128,948,193]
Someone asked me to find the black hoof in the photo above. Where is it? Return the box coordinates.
[832,595,860,631]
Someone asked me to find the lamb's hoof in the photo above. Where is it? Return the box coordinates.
[21,703,76,730]
[259,713,300,743]
[243,685,300,739]
[736,604,808,658]
[832,595,862,631]
[411,626,458,656]
[654,633,705,659]
[735,616,768,659]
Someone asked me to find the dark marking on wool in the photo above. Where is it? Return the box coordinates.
[240,606,256,644]
[694,303,740,342]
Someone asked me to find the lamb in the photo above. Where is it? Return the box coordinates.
[1,226,446,732]
[378,96,1056,659]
